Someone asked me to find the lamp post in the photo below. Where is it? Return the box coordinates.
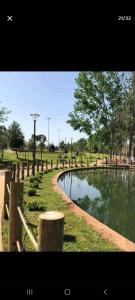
[46,117,51,152]
[58,129,61,151]
[30,113,40,176]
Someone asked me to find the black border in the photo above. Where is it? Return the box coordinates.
[0,8,135,297]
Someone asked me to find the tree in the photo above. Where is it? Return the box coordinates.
[8,121,25,159]
[49,144,55,152]
[0,102,10,124]
[59,140,65,151]
[67,72,131,159]
[127,72,135,159]
[0,125,8,158]
[77,138,87,152]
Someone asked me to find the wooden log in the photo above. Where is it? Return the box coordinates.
[3,170,12,219]
[37,161,39,172]
[38,211,64,251]
[41,160,44,172]
[46,160,48,171]
[56,159,58,169]
[8,181,23,251]
[21,162,24,180]
[51,159,53,169]
[12,164,16,181]
[16,163,20,182]
[27,161,29,177]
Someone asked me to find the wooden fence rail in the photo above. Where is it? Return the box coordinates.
[3,177,64,252]
[17,206,38,250]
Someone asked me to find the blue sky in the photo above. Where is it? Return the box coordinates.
[0,72,87,145]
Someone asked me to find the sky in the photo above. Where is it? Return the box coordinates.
[0,72,87,145]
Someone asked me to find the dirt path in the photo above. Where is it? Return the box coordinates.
[0,172,5,251]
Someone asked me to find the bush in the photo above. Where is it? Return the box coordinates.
[27,188,37,196]
[38,172,44,177]
[29,176,41,183]
[30,181,39,189]
[26,200,45,211]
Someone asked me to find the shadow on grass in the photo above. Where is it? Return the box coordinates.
[64,234,76,243]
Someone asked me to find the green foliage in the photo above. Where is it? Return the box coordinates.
[26,200,45,211]
[27,188,37,196]
[67,71,132,156]
[0,102,10,124]
[8,121,25,158]
[30,181,39,189]
[29,175,41,184]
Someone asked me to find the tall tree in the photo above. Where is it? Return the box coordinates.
[127,72,135,159]
[0,102,10,124]
[0,125,8,158]
[8,121,25,159]
[67,72,130,159]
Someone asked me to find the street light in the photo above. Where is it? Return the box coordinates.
[30,113,40,176]
[58,129,61,150]
[46,117,51,152]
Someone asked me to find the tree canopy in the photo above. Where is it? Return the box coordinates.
[67,72,134,159]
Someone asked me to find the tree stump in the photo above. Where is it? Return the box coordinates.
[38,211,64,251]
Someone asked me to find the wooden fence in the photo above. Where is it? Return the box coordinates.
[3,169,65,252]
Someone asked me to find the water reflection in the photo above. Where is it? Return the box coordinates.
[58,169,135,243]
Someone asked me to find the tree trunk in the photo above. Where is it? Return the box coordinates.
[128,72,135,159]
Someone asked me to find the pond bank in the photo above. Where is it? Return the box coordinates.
[53,167,135,251]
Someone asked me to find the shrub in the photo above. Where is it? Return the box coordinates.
[30,181,39,189]
[29,176,41,183]
[26,200,45,211]
[38,172,44,177]
[27,188,37,196]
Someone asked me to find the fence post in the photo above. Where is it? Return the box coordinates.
[96,159,97,167]
[87,158,89,167]
[41,160,44,172]
[69,159,70,167]
[106,157,108,166]
[131,160,132,166]
[37,161,39,172]
[27,161,29,177]
[51,159,53,169]
[38,211,64,251]
[63,160,64,168]
[8,181,24,251]
[3,170,12,219]
[116,159,117,167]
[56,159,58,169]
[12,164,16,181]
[46,160,48,172]
[16,163,20,182]
[21,162,24,180]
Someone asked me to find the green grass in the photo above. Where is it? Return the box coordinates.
[0,150,108,165]
[2,169,119,252]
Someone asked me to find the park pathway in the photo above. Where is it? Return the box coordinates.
[0,171,5,251]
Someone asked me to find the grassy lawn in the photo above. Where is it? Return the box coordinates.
[0,150,108,164]
[2,169,120,252]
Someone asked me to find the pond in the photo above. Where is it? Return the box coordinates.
[58,169,135,243]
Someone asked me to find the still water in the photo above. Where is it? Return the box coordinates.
[58,169,135,243]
